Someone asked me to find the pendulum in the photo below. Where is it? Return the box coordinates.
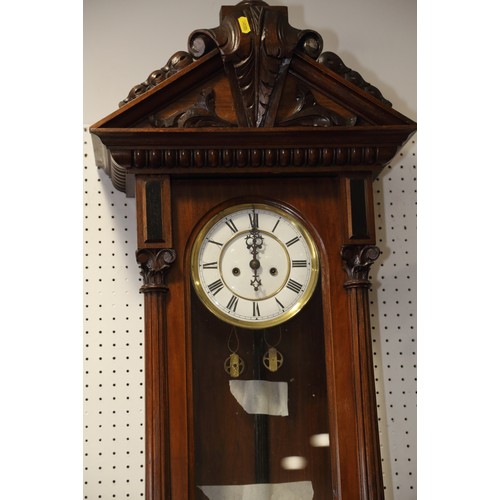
[224,327,245,377]
[262,328,284,372]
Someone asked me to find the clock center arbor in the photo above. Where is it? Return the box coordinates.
[90,1,416,499]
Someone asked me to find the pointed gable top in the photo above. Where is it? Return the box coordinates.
[90,0,416,194]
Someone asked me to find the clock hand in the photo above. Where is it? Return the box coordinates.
[246,209,263,291]
[249,260,262,291]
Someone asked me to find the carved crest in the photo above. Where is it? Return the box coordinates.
[187,0,323,127]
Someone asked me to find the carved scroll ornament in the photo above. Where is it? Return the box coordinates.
[149,85,357,129]
[279,86,357,127]
[150,89,236,128]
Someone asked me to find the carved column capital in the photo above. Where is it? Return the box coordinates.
[341,245,380,288]
[136,248,177,293]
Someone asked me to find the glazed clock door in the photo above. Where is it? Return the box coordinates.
[188,199,334,499]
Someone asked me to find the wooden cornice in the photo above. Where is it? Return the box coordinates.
[91,124,414,193]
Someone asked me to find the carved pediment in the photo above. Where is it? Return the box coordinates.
[112,0,399,130]
[90,0,416,194]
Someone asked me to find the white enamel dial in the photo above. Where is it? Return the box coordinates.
[191,202,319,329]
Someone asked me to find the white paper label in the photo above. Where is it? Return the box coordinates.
[199,480,313,499]
[229,380,288,416]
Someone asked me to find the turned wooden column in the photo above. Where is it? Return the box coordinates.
[136,248,176,500]
[341,245,384,500]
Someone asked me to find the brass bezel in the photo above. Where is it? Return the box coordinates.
[191,201,319,329]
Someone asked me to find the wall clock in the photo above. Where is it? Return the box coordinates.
[89,1,416,498]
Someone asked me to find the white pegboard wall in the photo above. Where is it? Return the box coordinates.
[83,127,145,499]
[370,135,417,499]
[83,126,417,499]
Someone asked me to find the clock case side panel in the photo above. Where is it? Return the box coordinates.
[135,174,191,499]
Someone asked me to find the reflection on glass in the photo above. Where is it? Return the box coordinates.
[281,456,308,470]
[191,286,333,498]
[309,433,330,448]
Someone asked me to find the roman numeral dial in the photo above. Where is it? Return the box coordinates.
[191,202,319,329]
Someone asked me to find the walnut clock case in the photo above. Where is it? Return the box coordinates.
[90,1,416,499]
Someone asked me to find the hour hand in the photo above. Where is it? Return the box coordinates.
[250,274,262,291]
[248,240,263,291]
[246,211,264,291]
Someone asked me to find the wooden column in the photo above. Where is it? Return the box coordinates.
[136,248,176,500]
[341,245,384,500]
